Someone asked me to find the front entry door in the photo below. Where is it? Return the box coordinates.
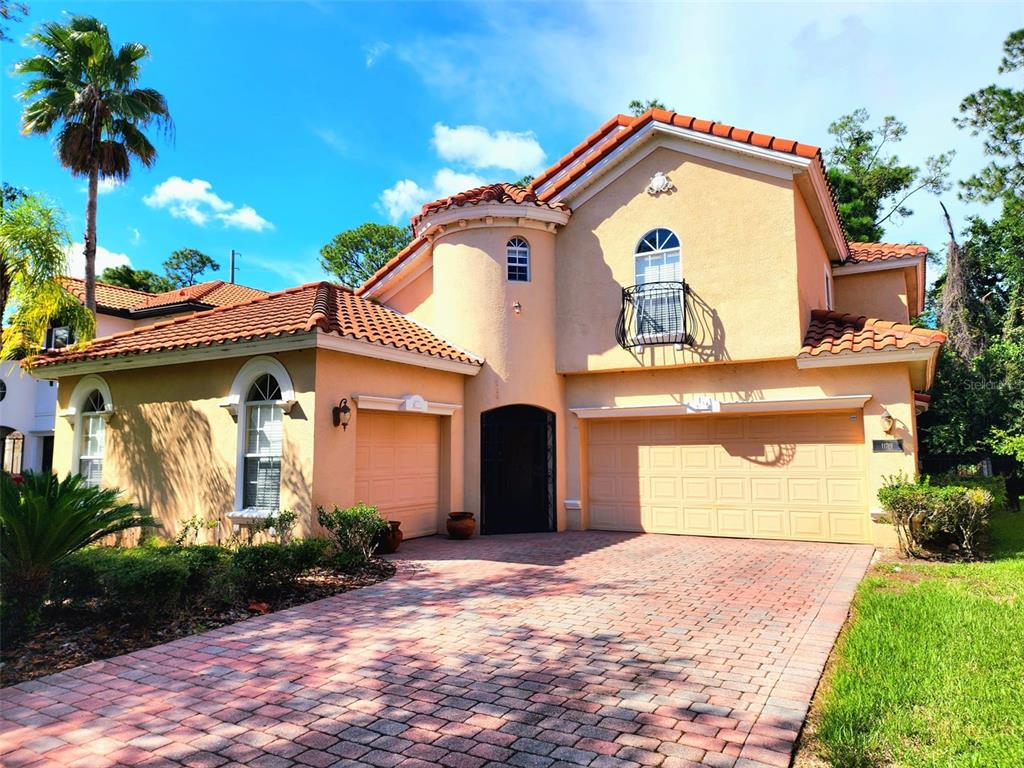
[481,405,555,534]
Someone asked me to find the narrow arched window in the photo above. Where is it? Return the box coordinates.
[506,237,530,282]
[243,374,283,510]
[634,228,683,338]
[79,390,106,487]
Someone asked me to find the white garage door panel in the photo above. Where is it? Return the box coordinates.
[355,412,440,539]
[587,412,869,543]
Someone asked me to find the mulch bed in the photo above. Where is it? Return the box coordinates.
[1,559,395,688]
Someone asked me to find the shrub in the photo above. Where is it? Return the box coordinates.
[174,514,219,546]
[317,503,388,563]
[290,538,331,571]
[170,544,233,599]
[257,509,299,543]
[230,542,303,598]
[0,471,154,638]
[933,473,1009,515]
[878,474,993,558]
[49,547,188,625]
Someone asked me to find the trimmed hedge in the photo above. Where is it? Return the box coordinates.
[878,475,994,558]
[933,473,1009,515]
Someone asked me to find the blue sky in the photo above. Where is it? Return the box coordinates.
[1,1,1019,292]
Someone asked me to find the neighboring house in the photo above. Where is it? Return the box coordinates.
[30,109,944,546]
[0,278,266,475]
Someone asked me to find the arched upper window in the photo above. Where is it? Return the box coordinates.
[634,228,683,339]
[243,374,283,511]
[506,237,530,282]
[79,390,106,487]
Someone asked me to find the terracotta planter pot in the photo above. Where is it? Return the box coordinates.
[378,520,403,554]
[446,512,476,540]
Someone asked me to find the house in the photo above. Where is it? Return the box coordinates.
[30,109,945,545]
[0,278,265,475]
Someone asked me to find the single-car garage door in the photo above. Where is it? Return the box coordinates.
[587,412,869,543]
[355,411,440,539]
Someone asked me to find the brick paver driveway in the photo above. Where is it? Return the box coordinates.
[2,532,872,768]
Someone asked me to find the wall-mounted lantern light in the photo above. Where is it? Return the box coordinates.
[333,398,352,430]
[512,301,522,315]
[880,409,895,435]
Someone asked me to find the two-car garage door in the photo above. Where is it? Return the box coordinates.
[355,411,440,539]
[587,412,870,543]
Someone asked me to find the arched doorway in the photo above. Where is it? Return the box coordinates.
[1,427,24,475]
[481,405,555,534]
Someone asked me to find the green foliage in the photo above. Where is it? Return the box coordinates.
[174,513,219,546]
[319,223,413,288]
[956,29,1024,203]
[229,542,309,598]
[0,1,28,43]
[1,471,154,636]
[826,109,953,242]
[163,248,218,288]
[877,474,993,558]
[289,537,331,571]
[628,98,670,116]
[317,502,388,563]
[99,264,174,293]
[934,472,1010,515]
[1,192,94,359]
[513,175,534,188]
[256,509,299,543]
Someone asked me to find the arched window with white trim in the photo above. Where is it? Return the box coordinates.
[506,237,530,282]
[66,376,113,488]
[634,228,683,338]
[226,357,296,513]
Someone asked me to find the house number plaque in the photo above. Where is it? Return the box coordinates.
[872,439,904,452]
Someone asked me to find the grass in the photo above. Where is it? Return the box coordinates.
[807,512,1024,768]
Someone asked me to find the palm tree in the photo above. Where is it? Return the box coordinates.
[0,191,94,360]
[15,15,171,313]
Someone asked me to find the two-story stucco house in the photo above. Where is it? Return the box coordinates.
[31,110,945,546]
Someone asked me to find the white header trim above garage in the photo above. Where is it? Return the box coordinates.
[354,393,462,416]
[570,394,872,420]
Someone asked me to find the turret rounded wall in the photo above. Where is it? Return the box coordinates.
[431,224,566,523]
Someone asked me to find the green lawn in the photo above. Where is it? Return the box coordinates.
[807,512,1024,767]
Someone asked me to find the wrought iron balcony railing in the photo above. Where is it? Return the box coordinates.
[615,280,691,350]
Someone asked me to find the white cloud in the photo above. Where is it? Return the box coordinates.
[432,123,546,175]
[130,228,142,245]
[216,205,274,233]
[143,176,272,231]
[65,242,131,279]
[315,128,347,155]
[364,42,390,67]
[379,168,486,223]
[98,177,123,194]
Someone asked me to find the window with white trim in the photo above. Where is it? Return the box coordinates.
[634,228,683,338]
[506,237,530,282]
[242,374,283,510]
[79,390,106,487]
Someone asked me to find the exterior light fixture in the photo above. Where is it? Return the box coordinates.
[333,398,352,430]
[512,301,522,315]
[880,409,895,435]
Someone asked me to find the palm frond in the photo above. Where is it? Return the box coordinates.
[110,120,157,167]
[95,140,131,178]
[56,122,95,174]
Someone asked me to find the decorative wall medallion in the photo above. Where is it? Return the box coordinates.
[647,171,675,195]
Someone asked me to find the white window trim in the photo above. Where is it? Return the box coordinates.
[506,236,531,282]
[633,228,683,339]
[64,375,113,486]
[225,357,296,513]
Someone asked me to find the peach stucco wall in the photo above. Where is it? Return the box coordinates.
[429,224,567,525]
[555,146,803,373]
[834,269,911,322]
[52,350,318,540]
[383,267,435,328]
[793,187,832,327]
[311,347,465,530]
[564,358,917,545]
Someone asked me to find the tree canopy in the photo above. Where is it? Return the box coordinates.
[99,264,174,293]
[320,223,413,288]
[826,109,953,242]
[628,99,670,116]
[163,248,218,287]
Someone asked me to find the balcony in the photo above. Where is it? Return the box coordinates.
[615,280,692,351]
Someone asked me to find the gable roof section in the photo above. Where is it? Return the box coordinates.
[846,242,928,264]
[411,182,569,232]
[61,277,154,312]
[800,310,945,358]
[134,280,267,310]
[32,282,482,370]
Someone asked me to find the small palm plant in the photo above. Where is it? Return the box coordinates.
[1,471,155,637]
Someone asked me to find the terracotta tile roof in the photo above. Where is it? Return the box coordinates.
[60,277,154,312]
[800,309,945,358]
[411,182,569,231]
[531,109,823,202]
[32,282,481,369]
[846,242,929,264]
[135,280,267,310]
